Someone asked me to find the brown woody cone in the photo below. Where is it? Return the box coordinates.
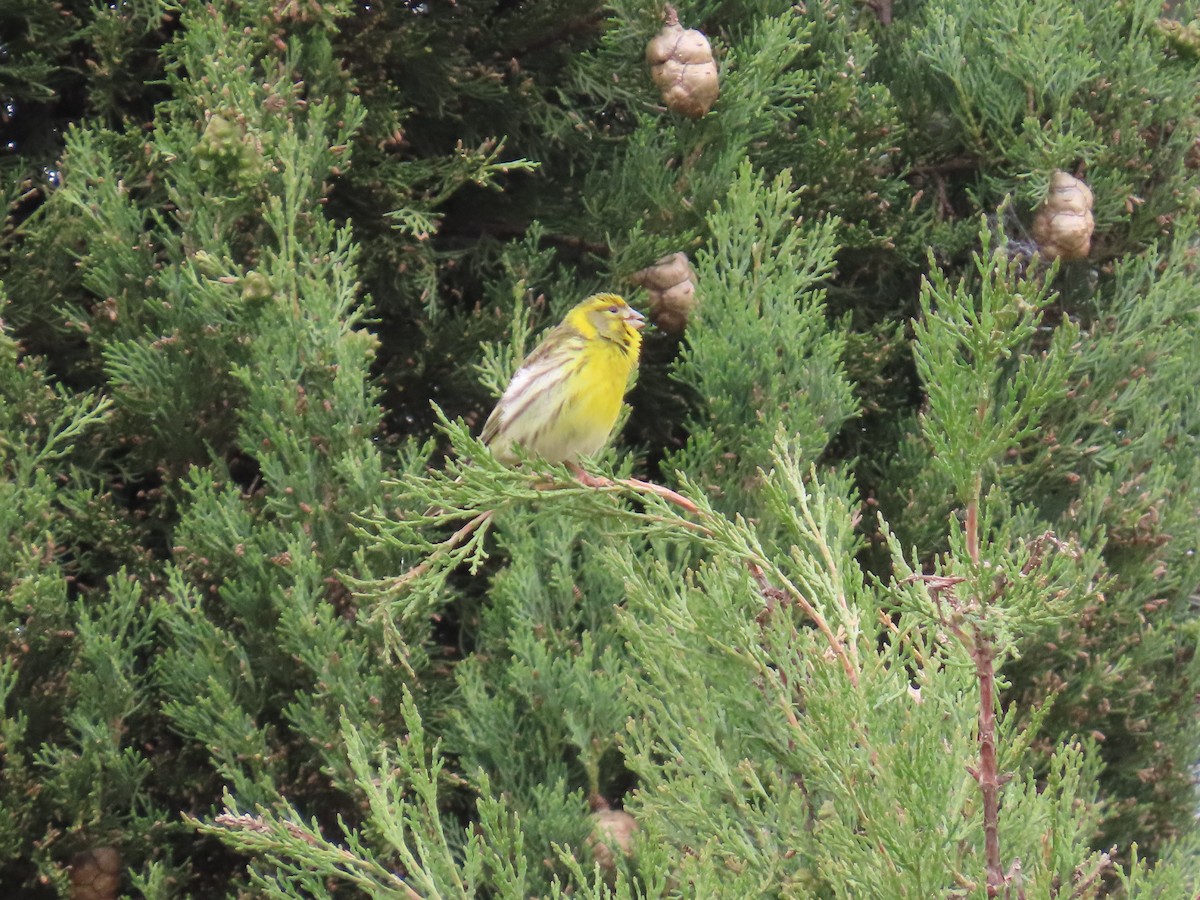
[646,7,719,118]
[69,846,122,900]
[1031,170,1095,260]
[586,808,638,879]
[630,251,698,333]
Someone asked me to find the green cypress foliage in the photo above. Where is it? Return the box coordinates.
[1,0,1198,895]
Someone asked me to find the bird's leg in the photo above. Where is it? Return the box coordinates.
[567,461,609,488]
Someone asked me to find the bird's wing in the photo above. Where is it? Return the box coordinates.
[480,324,576,446]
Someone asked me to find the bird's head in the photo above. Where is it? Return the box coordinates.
[567,293,646,347]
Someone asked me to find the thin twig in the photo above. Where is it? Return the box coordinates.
[972,628,1004,898]
[387,509,494,590]
[965,491,1003,898]
[616,476,701,515]
[795,484,861,672]
[905,552,1005,898]
[877,608,931,670]
[567,466,703,517]
[1068,851,1113,899]
[965,491,982,567]
[748,560,860,689]
[212,813,424,900]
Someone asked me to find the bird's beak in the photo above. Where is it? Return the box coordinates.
[624,308,646,330]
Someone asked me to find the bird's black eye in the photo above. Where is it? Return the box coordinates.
[607,305,619,314]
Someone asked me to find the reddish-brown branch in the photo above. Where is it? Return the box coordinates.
[616,476,701,515]
[971,629,1004,898]
[963,491,1003,896]
[569,465,703,517]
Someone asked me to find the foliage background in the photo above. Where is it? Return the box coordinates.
[1,0,1198,896]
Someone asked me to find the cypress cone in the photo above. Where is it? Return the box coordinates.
[646,6,719,118]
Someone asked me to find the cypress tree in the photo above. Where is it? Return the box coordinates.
[1,0,1197,895]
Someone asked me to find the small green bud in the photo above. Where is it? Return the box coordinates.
[192,250,223,278]
[346,328,382,359]
[241,271,274,303]
[198,114,241,159]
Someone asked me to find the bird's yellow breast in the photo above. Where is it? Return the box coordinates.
[538,338,635,461]
[573,339,634,428]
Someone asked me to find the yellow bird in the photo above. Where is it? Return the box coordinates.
[482,293,646,464]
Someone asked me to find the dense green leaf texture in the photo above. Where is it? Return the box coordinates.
[1,0,1197,895]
